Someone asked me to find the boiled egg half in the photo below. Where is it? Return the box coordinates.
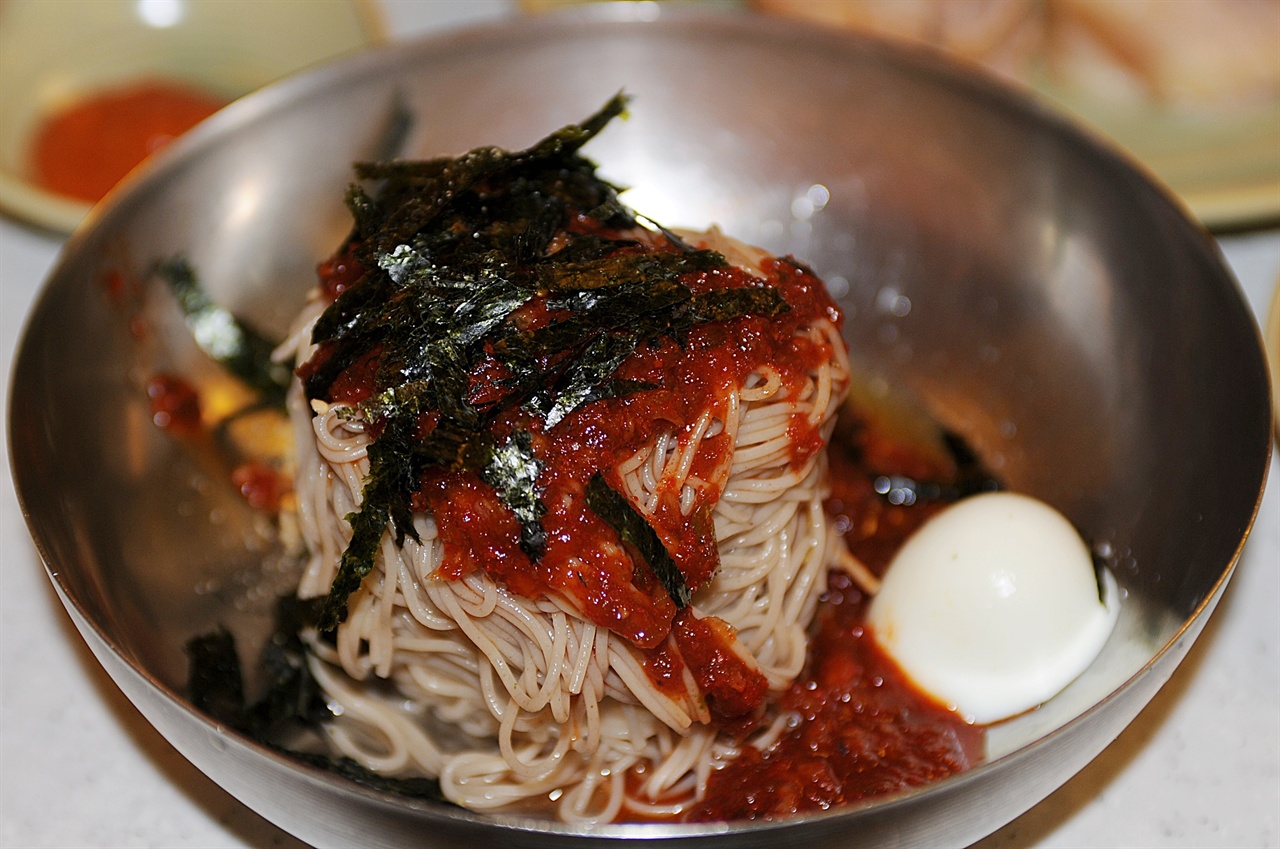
[867,491,1119,724]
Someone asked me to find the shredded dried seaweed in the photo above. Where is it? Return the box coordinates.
[307,93,786,628]
[864,430,1002,509]
[283,752,451,803]
[479,429,546,556]
[585,472,691,609]
[185,598,450,804]
[158,258,291,407]
[185,596,330,739]
[186,628,246,722]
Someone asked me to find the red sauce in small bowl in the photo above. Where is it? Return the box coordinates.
[29,79,226,204]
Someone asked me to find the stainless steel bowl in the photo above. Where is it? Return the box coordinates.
[9,6,1272,848]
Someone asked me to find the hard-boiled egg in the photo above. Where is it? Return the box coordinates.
[867,491,1119,724]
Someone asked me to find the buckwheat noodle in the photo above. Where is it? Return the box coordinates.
[280,230,853,821]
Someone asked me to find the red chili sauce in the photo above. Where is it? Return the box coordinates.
[300,233,841,725]
[825,403,963,571]
[146,373,202,436]
[687,574,983,820]
[686,407,989,821]
[29,79,225,204]
[231,462,289,514]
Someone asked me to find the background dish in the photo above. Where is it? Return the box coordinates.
[740,0,1280,229]
[1035,81,1280,228]
[0,0,384,233]
[6,5,1275,848]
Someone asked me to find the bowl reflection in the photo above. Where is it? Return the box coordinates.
[8,6,1271,848]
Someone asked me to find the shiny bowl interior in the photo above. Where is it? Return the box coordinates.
[9,7,1272,848]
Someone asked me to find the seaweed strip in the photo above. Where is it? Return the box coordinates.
[185,599,450,803]
[185,596,329,736]
[285,752,451,803]
[319,412,422,631]
[480,429,546,556]
[585,472,690,608]
[689,287,789,323]
[186,628,245,724]
[159,258,291,406]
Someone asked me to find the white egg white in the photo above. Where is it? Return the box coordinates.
[867,491,1119,724]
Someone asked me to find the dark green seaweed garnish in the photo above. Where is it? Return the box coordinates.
[246,596,333,735]
[586,472,691,609]
[867,430,1002,508]
[186,627,246,723]
[479,429,546,556]
[158,258,292,407]
[285,752,451,803]
[185,596,330,738]
[319,412,422,631]
[308,93,787,627]
[186,599,450,804]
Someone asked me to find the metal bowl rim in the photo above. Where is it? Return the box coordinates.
[9,3,1274,840]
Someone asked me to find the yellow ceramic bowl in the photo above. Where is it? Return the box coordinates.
[0,0,384,233]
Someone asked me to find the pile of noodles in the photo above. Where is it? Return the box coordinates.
[278,227,852,822]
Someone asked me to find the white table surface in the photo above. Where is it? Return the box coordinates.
[2,2,1278,847]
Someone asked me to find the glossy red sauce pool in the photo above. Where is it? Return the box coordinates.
[685,404,990,821]
[685,572,984,820]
